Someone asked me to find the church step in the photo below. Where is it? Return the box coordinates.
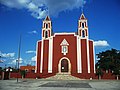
[46,73,81,80]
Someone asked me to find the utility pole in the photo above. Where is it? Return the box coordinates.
[17,34,22,83]
[0,56,1,63]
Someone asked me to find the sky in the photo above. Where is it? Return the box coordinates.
[0,0,120,68]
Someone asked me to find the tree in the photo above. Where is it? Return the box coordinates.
[96,49,120,80]
[0,67,2,72]
[20,70,26,79]
[112,54,120,80]
[96,62,104,79]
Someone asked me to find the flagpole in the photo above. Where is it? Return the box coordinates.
[17,34,22,82]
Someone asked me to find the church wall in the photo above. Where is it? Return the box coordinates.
[36,37,96,78]
[36,41,41,73]
[42,40,49,74]
[89,40,95,73]
[67,36,77,74]
[52,34,77,74]
[81,39,88,74]
[53,36,62,73]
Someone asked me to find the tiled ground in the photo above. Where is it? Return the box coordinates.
[0,79,120,90]
[40,82,91,88]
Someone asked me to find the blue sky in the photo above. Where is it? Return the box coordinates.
[0,0,120,67]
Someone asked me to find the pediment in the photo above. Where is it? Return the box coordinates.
[60,39,69,46]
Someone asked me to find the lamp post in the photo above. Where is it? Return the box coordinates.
[17,35,22,82]
[0,56,1,63]
[0,56,4,63]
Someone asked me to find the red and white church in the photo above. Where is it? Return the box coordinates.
[35,13,96,79]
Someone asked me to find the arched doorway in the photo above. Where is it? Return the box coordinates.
[58,57,71,74]
[61,59,68,72]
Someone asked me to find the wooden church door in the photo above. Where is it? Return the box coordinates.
[61,59,68,72]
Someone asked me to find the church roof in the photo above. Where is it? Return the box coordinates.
[45,16,51,21]
[80,13,86,20]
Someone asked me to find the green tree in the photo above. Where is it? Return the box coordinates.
[0,67,2,72]
[20,70,26,79]
[96,62,104,79]
[112,54,120,80]
[96,49,120,80]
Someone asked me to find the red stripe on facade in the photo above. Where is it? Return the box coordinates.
[36,41,41,73]
[69,37,77,74]
[89,41,94,73]
[81,39,88,73]
[42,40,49,74]
[53,37,62,73]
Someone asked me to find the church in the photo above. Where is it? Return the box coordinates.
[36,13,95,79]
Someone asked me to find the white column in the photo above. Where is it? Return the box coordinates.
[35,42,38,73]
[87,39,90,73]
[77,36,82,73]
[48,37,53,73]
[40,39,44,73]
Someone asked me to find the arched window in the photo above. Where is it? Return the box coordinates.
[82,30,85,37]
[82,23,84,28]
[46,24,48,28]
[45,31,48,38]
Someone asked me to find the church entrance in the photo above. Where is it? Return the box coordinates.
[58,57,71,74]
[61,59,68,72]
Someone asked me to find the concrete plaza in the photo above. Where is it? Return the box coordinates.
[0,79,120,90]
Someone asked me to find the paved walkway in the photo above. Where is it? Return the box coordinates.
[0,79,120,90]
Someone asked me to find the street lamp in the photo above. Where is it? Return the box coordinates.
[0,56,2,63]
[17,35,22,83]
[0,56,3,63]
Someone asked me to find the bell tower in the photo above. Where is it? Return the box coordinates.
[42,16,52,39]
[78,13,88,38]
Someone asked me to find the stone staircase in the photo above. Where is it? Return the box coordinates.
[46,73,81,80]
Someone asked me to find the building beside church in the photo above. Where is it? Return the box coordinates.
[36,13,95,79]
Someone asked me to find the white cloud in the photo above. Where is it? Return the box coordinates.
[0,0,30,9]
[0,0,85,19]
[31,56,36,61]
[43,0,85,16]
[0,51,15,58]
[28,30,38,34]
[9,58,23,65]
[27,2,37,10]
[26,50,36,54]
[94,40,109,47]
